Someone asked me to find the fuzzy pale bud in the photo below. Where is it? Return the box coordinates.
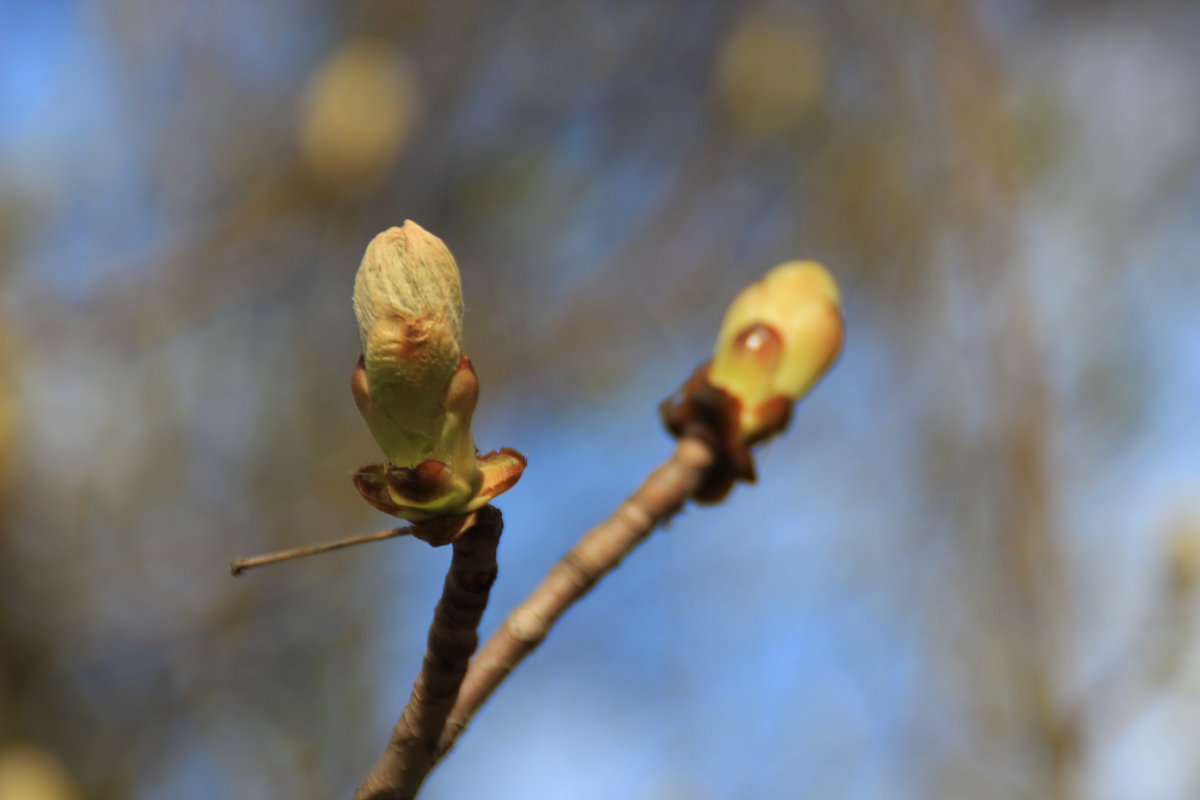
[350,222,525,524]
[353,221,465,468]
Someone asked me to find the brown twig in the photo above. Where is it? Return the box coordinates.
[354,506,504,800]
[432,436,715,763]
[230,526,414,575]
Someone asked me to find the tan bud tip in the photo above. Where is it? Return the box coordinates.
[353,221,464,352]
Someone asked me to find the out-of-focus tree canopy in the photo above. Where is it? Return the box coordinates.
[2,2,1199,798]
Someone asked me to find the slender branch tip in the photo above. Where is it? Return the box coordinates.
[229,526,415,577]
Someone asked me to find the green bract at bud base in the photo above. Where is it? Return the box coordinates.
[660,260,843,502]
[350,222,526,525]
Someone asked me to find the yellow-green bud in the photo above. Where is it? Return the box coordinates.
[708,260,843,441]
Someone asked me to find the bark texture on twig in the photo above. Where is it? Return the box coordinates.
[433,436,715,762]
[354,506,503,800]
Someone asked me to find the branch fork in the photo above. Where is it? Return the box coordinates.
[232,230,846,799]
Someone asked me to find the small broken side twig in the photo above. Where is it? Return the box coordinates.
[354,505,504,800]
[432,436,715,763]
[230,525,414,576]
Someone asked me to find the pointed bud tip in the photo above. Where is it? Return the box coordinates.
[763,260,841,306]
[353,221,464,348]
